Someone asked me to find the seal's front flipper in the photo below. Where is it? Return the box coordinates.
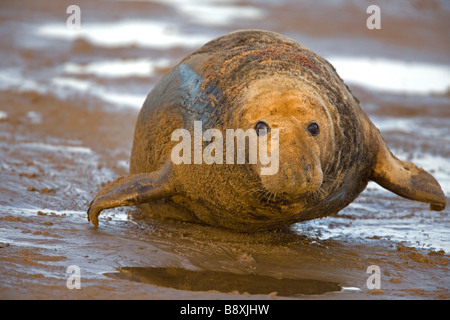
[87,163,176,226]
[371,142,446,211]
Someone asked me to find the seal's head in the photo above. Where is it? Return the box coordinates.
[240,74,335,200]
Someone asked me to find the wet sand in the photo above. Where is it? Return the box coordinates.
[0,0,449,300]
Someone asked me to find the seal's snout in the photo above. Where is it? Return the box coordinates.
[281,163,312,186]
[288,161,323,192]
[281,165,311,194]
[260,155,323,199]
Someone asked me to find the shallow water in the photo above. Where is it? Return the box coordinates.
[0,0,449,299]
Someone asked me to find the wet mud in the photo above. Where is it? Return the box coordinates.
[0,0,449,299]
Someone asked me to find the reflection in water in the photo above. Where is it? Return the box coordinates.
[104,267,341,296]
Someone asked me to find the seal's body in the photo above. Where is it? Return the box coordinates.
[88,30,446,231]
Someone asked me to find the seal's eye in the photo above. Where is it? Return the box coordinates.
[255,121,269,136]
[307,122,320,136]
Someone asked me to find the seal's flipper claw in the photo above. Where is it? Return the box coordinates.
[87,205,100,227]
[87,163,175,226]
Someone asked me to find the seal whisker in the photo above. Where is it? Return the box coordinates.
[323,178,340,184]
[318,186,326,197]
[315,186,327,200]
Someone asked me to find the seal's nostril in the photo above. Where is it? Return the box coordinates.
[303,164,312,175]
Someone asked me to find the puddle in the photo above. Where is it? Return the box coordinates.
[104,267,342,297]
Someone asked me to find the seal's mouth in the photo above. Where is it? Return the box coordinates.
[255,163,324,204]
[254,179,325,205]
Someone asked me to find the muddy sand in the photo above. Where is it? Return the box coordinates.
[0,0,449,300]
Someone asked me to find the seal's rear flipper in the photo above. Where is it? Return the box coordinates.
[370,142,446,211]
[87,163,176,226]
